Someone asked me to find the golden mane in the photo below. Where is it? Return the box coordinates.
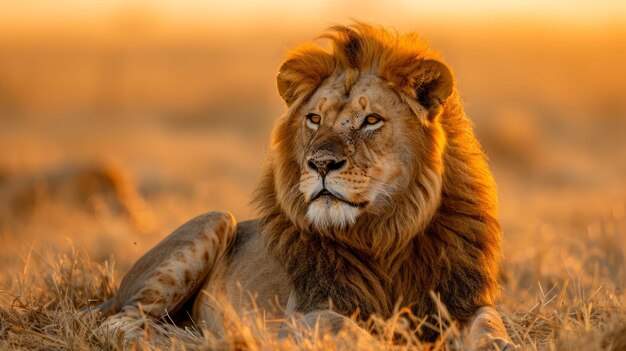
[276,23,448,112]
[254,23,502,341]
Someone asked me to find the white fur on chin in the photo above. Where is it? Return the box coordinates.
[306,197,360,229]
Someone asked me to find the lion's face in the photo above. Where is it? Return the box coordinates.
[297,72,423,228]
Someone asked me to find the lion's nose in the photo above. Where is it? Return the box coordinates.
[307,157,347,177]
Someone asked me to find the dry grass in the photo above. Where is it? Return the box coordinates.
[0,209,624,350]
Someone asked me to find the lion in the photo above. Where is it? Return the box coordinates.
[95,23,515,350]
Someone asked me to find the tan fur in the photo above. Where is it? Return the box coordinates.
[98,23,514,349]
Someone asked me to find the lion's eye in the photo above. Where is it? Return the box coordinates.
[306,113,321,125]
[363,114,383,127]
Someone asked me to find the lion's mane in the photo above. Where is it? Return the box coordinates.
[253,23,501,340]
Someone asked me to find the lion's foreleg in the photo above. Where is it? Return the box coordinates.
[96,211,236,319]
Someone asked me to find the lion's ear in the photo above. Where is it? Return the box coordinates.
[276,60,298,105]
[413,59,454,120]
[276,48,335,106]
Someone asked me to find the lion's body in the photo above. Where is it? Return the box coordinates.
[98,23,514,349]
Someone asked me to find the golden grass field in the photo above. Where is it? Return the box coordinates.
[0,4,625,349]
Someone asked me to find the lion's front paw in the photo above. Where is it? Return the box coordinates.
[96,306,147,342]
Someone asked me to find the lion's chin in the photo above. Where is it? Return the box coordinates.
[305,198,361,229]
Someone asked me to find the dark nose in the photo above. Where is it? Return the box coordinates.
[307,157,347,177]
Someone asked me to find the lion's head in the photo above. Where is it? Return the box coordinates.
[257,23,462,254]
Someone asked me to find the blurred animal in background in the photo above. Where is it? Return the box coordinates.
[0,161,154,232]
[93,23,515,350]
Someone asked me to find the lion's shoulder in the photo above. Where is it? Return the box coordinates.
[232,218,261,254]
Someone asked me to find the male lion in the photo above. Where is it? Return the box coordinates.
[97,23,515,350]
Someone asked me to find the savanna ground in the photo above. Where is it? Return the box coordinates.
[0,15,625,350]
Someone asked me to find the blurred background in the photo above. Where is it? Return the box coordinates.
[0,1,625,296]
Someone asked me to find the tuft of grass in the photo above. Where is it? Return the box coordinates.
[0,250,118,350]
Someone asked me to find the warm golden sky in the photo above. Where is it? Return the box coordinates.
[1,0,624,30]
